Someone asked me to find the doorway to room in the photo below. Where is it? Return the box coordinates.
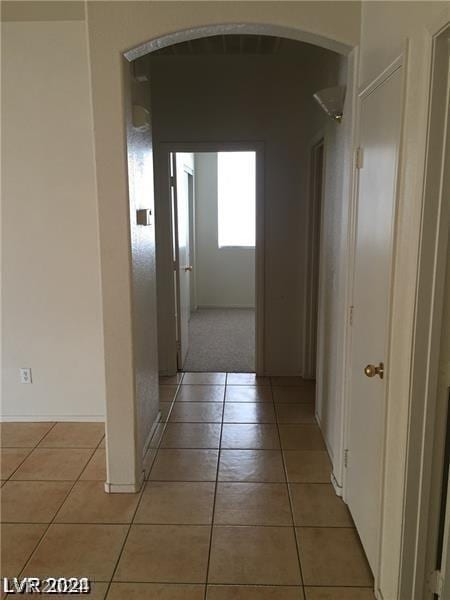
[170,150,257,373]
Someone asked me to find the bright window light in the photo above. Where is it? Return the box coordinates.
[217,151,256,248]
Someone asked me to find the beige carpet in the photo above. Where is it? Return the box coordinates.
[183,308,255,372]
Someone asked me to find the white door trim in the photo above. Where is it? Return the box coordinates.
[169,152,183,369]
[332,46,359,494]
[303,131,325,381]
[398,19,450,600]
[342,50,406,594]
[155,140,265,375]
[353,9,450,598]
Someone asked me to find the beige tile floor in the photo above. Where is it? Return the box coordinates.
[0,374,376,599]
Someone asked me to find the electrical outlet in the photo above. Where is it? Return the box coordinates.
[20,368,32,384]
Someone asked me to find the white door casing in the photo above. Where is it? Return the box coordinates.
[304,137,325,380]
[157,141,265,375]
[171,152,193,368]
[345,63,404,574]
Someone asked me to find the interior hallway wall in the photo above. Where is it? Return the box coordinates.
[315,53,353,473]
[150,46,340,375]
[1,12,106,420]
[125,68,160,466]
[194,153,255,309]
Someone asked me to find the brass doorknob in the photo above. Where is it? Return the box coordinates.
[364,362,384,379]
[183,265,193,272]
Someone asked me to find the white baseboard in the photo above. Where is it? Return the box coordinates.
[104,470,144,494]
[142,412,161,457]
[0,414,105,422]
[331,471,343,497]
[315,409,335,461]
[375,588,384,600]
[196,304,256,309]
[315,411,344,498]
[103,412,160,494]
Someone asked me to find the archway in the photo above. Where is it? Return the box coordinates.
[119,25,351,481]
[124,23,352,60]
[88,11,356,494]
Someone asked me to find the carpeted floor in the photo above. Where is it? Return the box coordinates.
[183,308,255,372]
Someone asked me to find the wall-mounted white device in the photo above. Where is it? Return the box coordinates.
[132,105,151,131]
[313,86,346,123]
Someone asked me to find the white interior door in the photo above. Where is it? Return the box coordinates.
[346,65,403,572]
[171,153,192,368]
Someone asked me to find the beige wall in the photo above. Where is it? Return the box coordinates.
[316,53,353,486]
[125,70,160,478]
[150,47,339,374]
[1,16,106,421]
[194,153,255,309]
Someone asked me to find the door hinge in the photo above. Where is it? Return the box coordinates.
[170,176,175,187]
[176,340,181,351]
[173,260,177,271]
[355,147,364,169]
[349,305,354,326]
[344,449,349,469]
[428,570,443,596]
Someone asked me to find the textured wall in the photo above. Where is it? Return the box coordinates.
[125,72,160,472]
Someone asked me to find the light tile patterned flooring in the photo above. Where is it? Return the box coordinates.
[1,373,376,599]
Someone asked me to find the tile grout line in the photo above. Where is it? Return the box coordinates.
[272,377,307,593]
[159,374,184,426]
[103,375,186,598]
[14,433,102,590]
[1,422,58,484]
[106,579,372,589]
[2,446,35,483]
[203,378,226,599]
[1,520,359,529]
[103,466,150,597]
[3,377,333,597]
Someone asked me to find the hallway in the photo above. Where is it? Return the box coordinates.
[1,374,374,598]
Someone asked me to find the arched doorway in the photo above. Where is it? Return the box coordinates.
[88,11,355,495]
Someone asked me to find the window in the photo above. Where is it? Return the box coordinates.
[217,151,256,248]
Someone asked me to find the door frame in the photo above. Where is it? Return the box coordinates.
[342,51,407,592]
[398,21,450,600]
[339,11,450,599]
[155,140,265,375]
[170,152,195,369]
[303,133,325,381]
